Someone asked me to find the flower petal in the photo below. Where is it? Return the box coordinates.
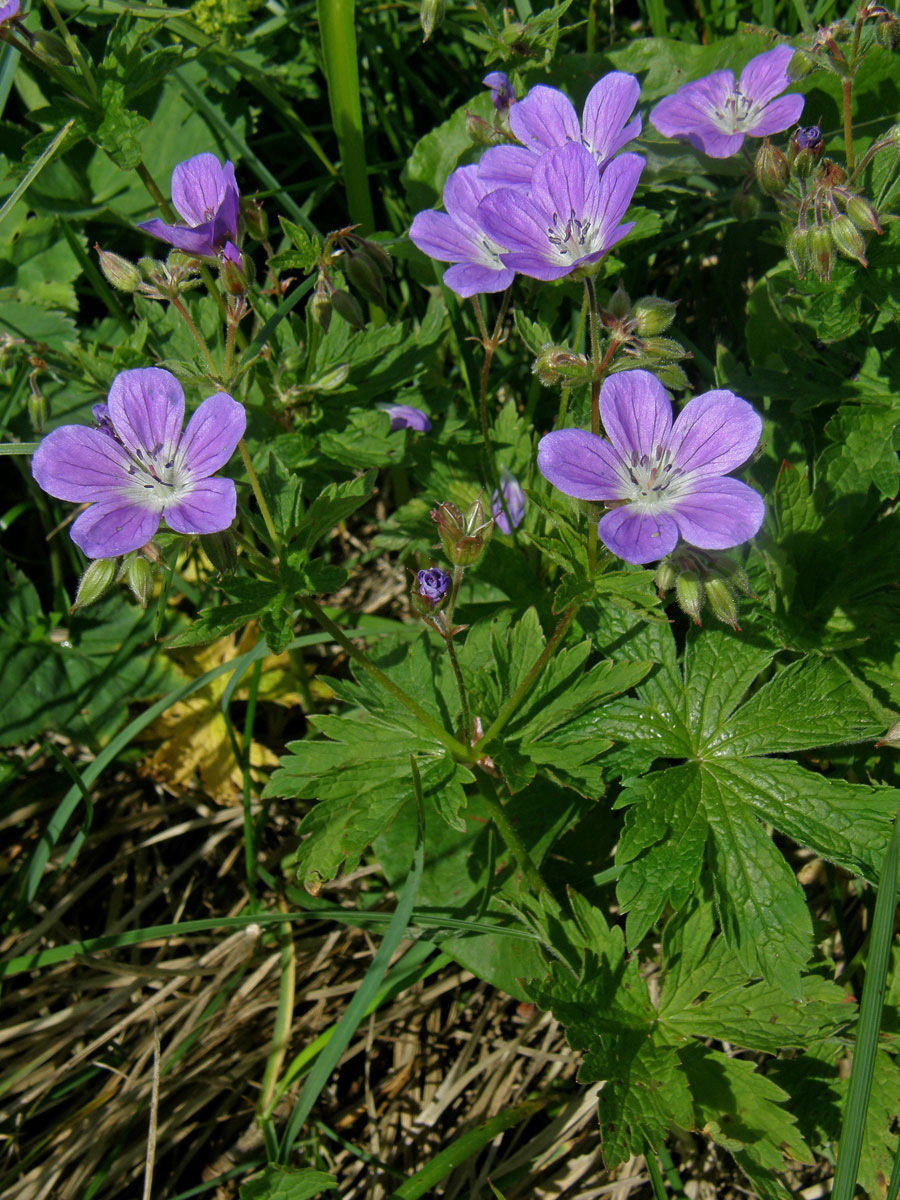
[582,72,641,164]
[537,429,625,500]
[745,93,805,138]
[478,144,536,189]
[531,142,601,231]
[137,218,218,258]
[649,71,735,140]
[31,425,132,502]
[410,209,478,264]
[599,370,673,462]
[107,368,185,461]
[378,403,432,432]
[738,44,795,107]
[671,476,765,549]
[70,497,162,558]
[171,152,228,227]
[667,389,761,477]
[509,84,580,152]
[597,505,679,564]
[689,128,746,158]
[176,392,246,477]
[443,261,515,295]
[212,160,240,246]
[477,189,549,255]
[164,477,237,535]
[593,152,644,243]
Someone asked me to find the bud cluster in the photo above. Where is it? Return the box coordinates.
[654,547,756,631]
[531,286,690,391]
[306,226,394,333]
[71,550,157,612]
[787,172,883,281]
[96,245,204,301]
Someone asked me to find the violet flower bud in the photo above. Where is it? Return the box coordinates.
[417,567,451,607]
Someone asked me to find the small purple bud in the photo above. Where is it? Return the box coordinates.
[378,403,432,433]
[417,567,451,607]
[483,71,515,113]
[793,124,823,152]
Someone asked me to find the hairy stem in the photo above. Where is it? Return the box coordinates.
[170,296,219,377]
[475,771,549,896]
[842,78,856,174]
[445,636,472,745]
[304,600,471,759]
[238,438,282,554]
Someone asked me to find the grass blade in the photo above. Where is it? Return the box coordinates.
[275,756,428,1162]
[0,119,74,228]
[832,803,900,1200]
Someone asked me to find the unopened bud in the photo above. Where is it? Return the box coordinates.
[357,238,394,278]
[125,555,154,608]
[219,243,248,295]
[755,140,790,194]
[631,296,677,336]
[72,557,117,611]
[308,282,332,332]
[636,336,688,360]
[331,288,366,330]
[420,0,445,40]
[655,558,677,594]
[651,363,690,390]
[731,189,761,222]
[415,566,451,610]
[308,363,351,391]
[830,18,853,40]
[875,12,900,49]
[793,148,815,178]
[830,213,868,266]
[240,196,268,241]
[466,112,502,146]
[788,226,810,276]
[716,557,755,597]
[810,224,835,280]
[787,48,817,80]
[845,195,883,234]
[200,530,238,575]
[96,245,140,292]
[27,382,48,432]
[608,283,631,319]
[704,576,740,631]
[532,344,591,386]
[344,250,386,308]
[675,570,704,625]
[431,497,493,566]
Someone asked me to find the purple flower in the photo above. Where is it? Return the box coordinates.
[483,71,515,113]
[479,71,641,190]
[491,471,525,534]
[0,2,20,22]
[537,369,764,565]
[31,368,246,559]
[417,567,451,606]
[477,143,644,282]
[138,153,240,258]
[409,165,515,298]
[649,45,804,159]
[378,403,432,433]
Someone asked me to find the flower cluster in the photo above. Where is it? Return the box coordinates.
[410,71,645,296]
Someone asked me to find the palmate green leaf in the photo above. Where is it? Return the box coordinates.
[295,470,376,551]
[819,402,900,502]
[276,216,319,273]
[681,1044,812,1200]
[239,1164,337,1200]
[604,622,895,993]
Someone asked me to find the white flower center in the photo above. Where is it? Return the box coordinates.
[546,208,595,261]
[708,89,763,135]
[616,445,691,514]
[123,442,193,511]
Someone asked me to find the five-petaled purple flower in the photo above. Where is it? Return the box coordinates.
[479,71,641,190]
[491,471,525,534]
[649,45,804,159]
[417,567,451,606]
[537,369,764,565]
[409,165,515,298]
[138,152,240,258]
[477,143,644,282]
[31,367,246,559]
[378,403,432,433]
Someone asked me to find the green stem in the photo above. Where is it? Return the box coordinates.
[475,771,548,896]
[240,658,262,906]
[136,160,178,223]
[444,562,465,630]
[445,636,471,744]
[585,277,603,436]
[850,136,894,185]
[170,295,219,377]
[472,290,518,534]
[304,600,471,760]
[257,900,296,1115]
[238,438,282,554]
[842,77,856,174]
[288,646,316,713]
[476,602,580,758]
